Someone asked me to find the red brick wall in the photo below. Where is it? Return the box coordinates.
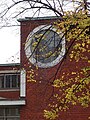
[0,64,20,71]
[0,91,19,99]
[20,19,58,67]
[20,18,90,120]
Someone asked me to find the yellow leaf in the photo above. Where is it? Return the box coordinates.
[88,60,90,63]
[82,43,85,47]
[71,72,76,75]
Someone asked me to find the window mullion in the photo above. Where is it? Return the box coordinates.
[4,108,6,120]
[16,75,18,88]
[4,75,6,88]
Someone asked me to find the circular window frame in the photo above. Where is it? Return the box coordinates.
[25,25,65,68]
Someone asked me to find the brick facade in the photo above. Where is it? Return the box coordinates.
[19,17,90,120]
[0,17,89,120]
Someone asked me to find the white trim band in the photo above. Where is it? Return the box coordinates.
[0,99,25,106]
[0,70,20,74]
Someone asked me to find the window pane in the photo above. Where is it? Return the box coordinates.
[6,108,15,116]
[0,118,4,120]
[31,30,62,63]
[10,108,17,116]
[12,75,20,88]
[6,108,11,116]
[0,108,20,120]
[6,75,11,88]
[0,76,4,88]
[6,118,13,120]
[16,108,20,115]
[6,108,20,116]
[7,118,20,120]
[0,108,4,116]
[12,75,17,88]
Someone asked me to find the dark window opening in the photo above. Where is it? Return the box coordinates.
[31,30,62,63]
[0,107,20,120]
[0,74,20,89]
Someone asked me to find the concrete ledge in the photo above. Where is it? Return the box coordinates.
[0,99,25,106]
[18,16,62,22]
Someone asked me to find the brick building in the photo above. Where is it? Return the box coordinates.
[0,16,90,120]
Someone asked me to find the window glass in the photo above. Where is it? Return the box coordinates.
[0,74,20,89]
[5,108,9,116]
[31,30,62,63]
[0,76,4,88]
[6,118,20,120]
[0,107,20,120]
[6,108,17,116]
[25,25,65,68]
[6,75,11,88]
[0,108,4,116]
[12,75,17,88]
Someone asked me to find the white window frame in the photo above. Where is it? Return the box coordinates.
[20,69,26,97]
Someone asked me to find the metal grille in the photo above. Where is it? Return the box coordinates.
[0,74,20,89]
[0,107,20,120]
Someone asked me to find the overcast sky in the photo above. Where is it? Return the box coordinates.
[0,0,89,64]
[0,0,56,64]
[0,27,20,64]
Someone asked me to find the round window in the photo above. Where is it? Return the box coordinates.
[25,25,65,68]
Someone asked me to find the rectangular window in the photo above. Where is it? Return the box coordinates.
[0,74,20,89]
[0,107,20,120]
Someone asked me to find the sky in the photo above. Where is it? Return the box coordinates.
[0,0,56,64]
[0,0,89,64]
[0,27,20,64]
[0,0,56,65]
